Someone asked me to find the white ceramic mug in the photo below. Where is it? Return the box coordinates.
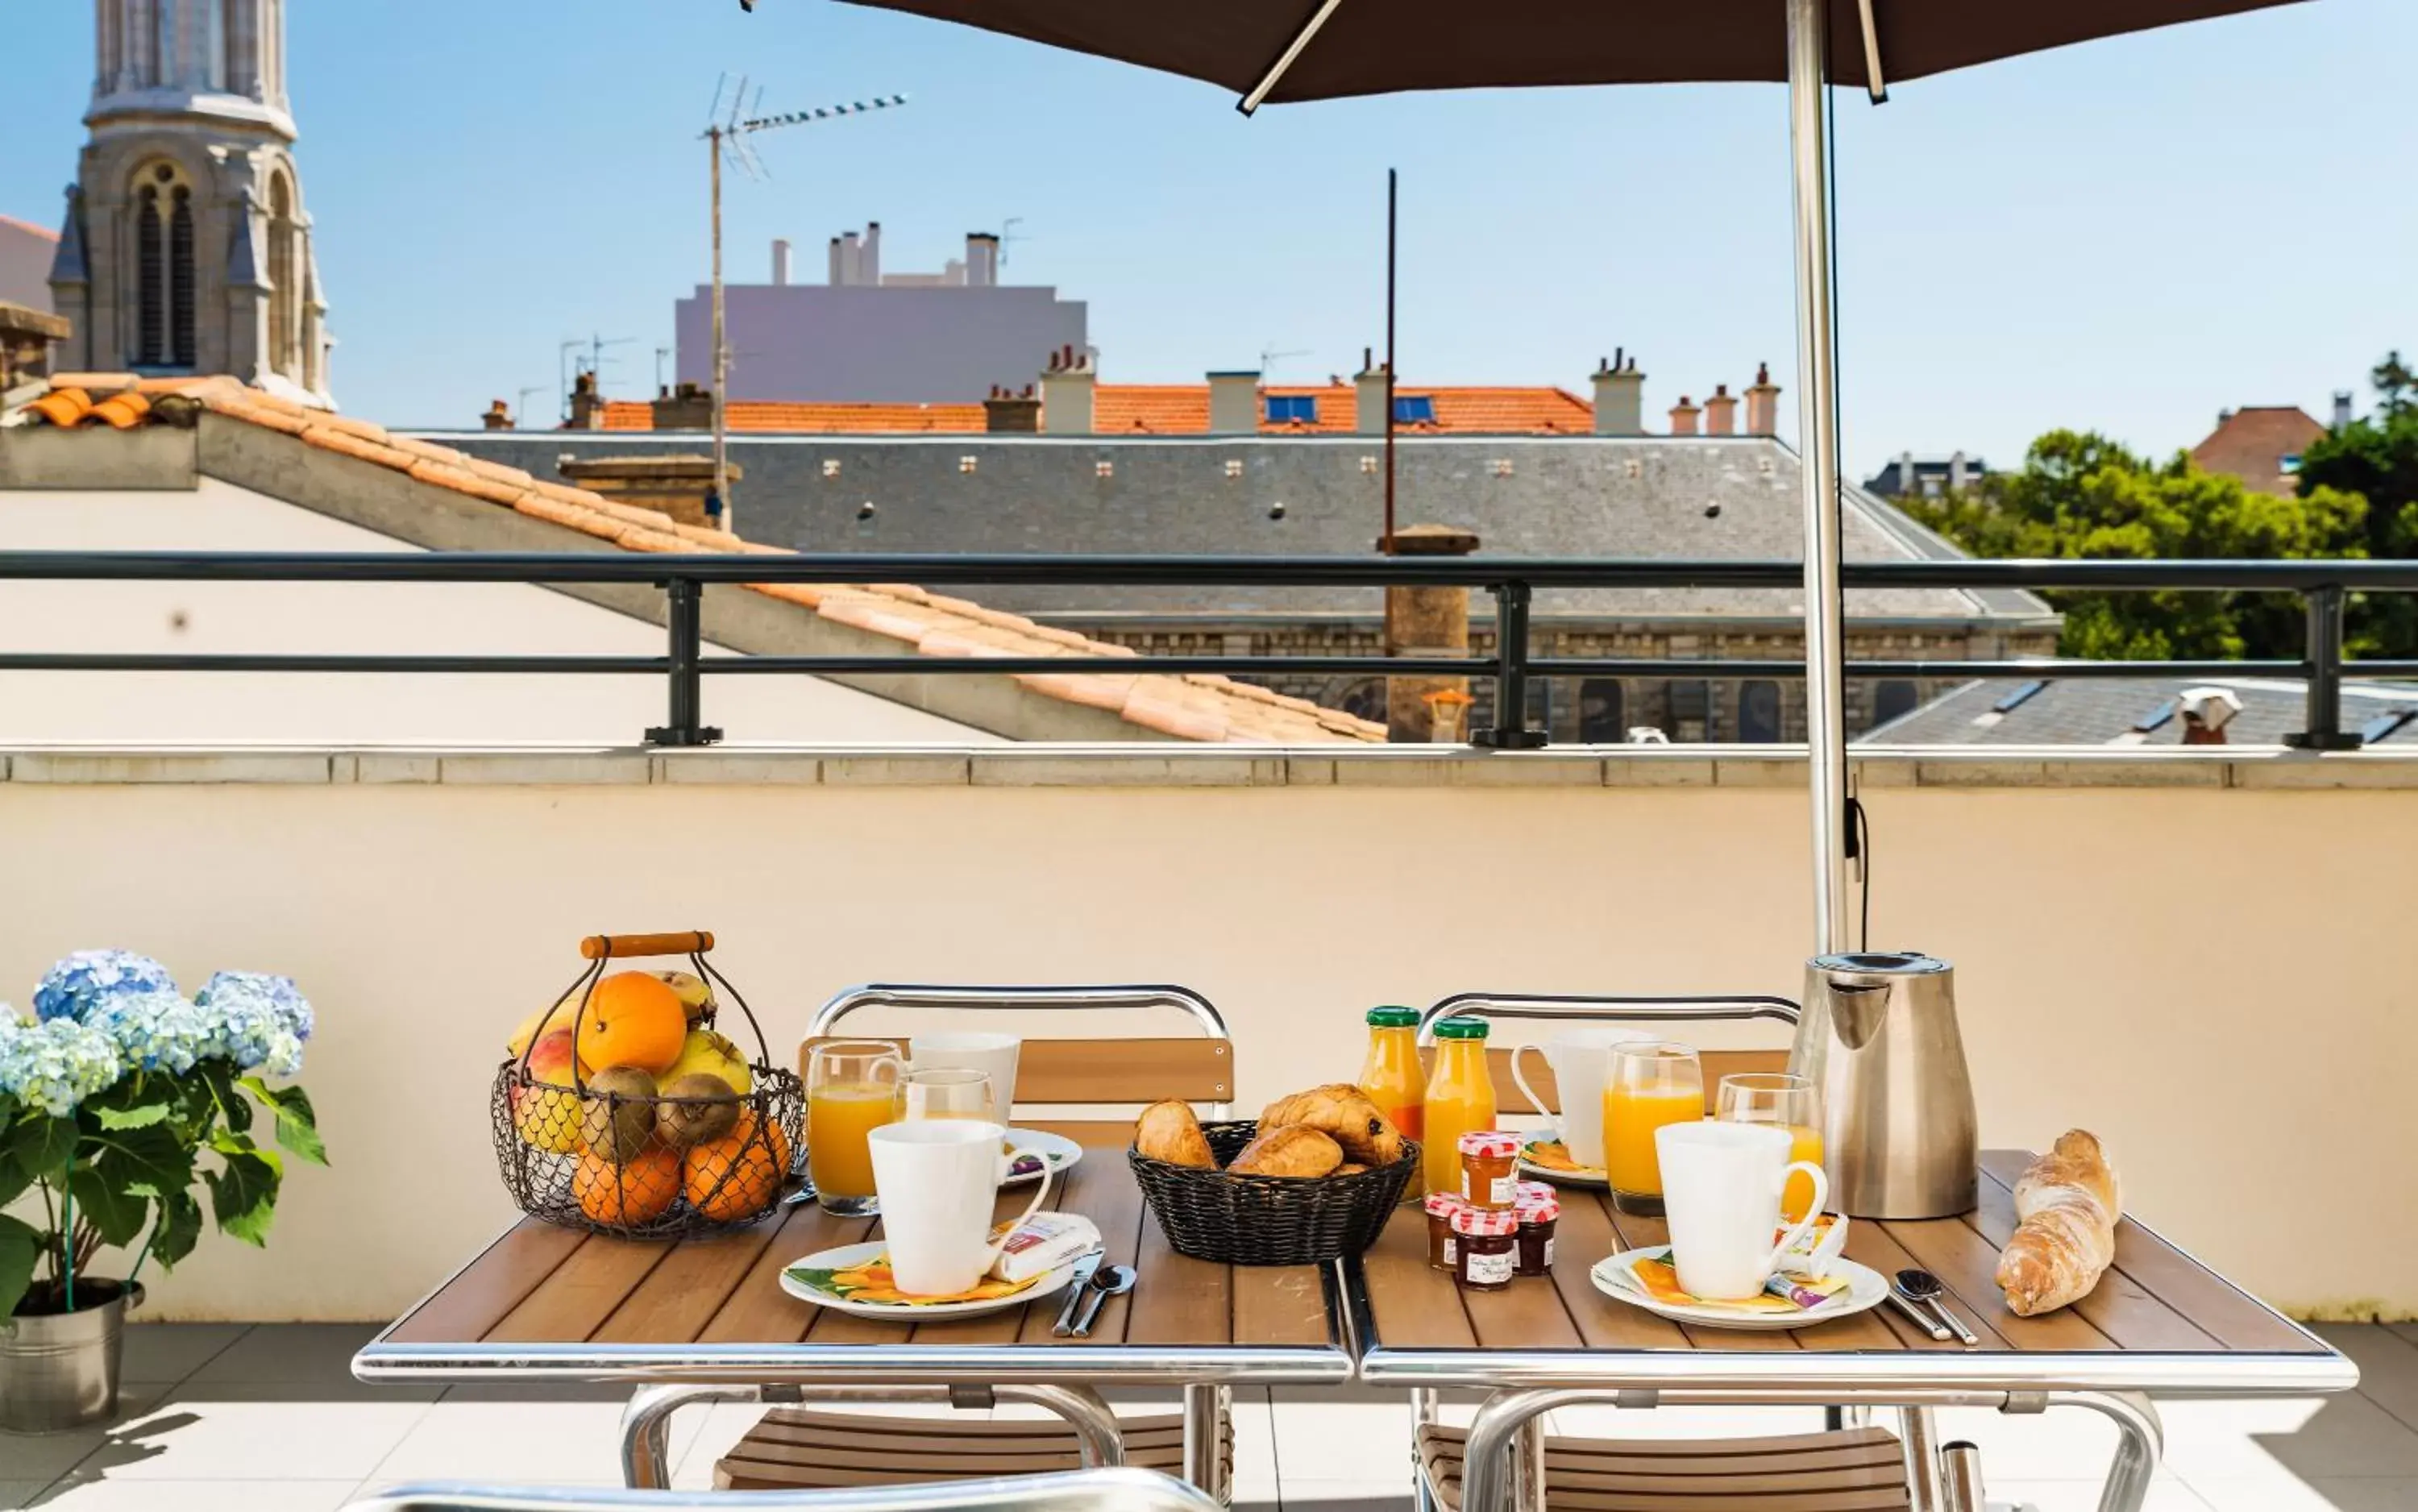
[912,1032,1022,1119]
[1510,1027,1651,1169]
[1653,1120,1828,1301]
[868,1119,1052,1297]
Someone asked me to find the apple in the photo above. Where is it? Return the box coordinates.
[512,1029,585,1154]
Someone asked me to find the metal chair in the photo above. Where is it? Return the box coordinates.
[1404,991,1960,1512]
[344,1466,1221,1512]
[697,985,1237,1502]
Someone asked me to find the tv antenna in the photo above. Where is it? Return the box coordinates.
[701,76,908,530]
[1259,343,1310,378]
[515,385,546,429]
[999,215,1029,268]
[655,345,674,393]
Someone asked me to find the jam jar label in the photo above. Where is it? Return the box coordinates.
[1464,1247,1514,1286]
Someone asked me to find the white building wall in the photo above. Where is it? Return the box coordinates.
[0,478,998,744]
[675,283,1088,405]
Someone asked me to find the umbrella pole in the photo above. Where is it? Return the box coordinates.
[1785,0,1852,955]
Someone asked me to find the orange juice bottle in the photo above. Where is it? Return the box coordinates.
[1421,1017,1495,1199]
[1780,1124,1826,1223]
[1358,1006,1426,1148]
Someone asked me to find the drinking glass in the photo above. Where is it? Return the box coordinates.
[1602,1041,1703,1215]
[1716,1073,1826,1223]
[806,1040,904,1215]
[902,1067,997,1124]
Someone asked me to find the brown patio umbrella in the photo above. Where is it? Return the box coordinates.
[815,0,2312,955]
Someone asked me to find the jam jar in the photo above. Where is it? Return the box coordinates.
[1450,1204,1519,1290]
[1456,1131,1521,1211]
[1513,1191,1560,1277]
[1423,1191,1468,1273]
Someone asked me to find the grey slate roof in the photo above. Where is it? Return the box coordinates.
[418,430,2055,627]
[1859,676,2418,747]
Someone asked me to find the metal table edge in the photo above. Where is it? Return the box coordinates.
[351,1340,1353,1386]
[1352,1344,2360,1398]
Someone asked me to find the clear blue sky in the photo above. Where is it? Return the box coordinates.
[5,1,2409,478]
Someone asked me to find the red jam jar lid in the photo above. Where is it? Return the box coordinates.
[1456,1131,1521,1160]
[1514,1194,1562,1223]
[1449,1205,1520,1237]
[1423,1191,1469,1219]
[1514,1181,1556,1204]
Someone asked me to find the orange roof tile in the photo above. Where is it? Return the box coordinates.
[11,376,1383,746]
[586,383,1593,437]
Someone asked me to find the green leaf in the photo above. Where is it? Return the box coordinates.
[88,1122,194,1202]
[67,1166,149,1248]
[148,1190,203,1271]
[197,1062,251,1136]
[0,1214,40,1319]
[239,1078,326,1167]
[9,1113,80,1176]
[204,1149,280,1247]
[85,1081,177,1132]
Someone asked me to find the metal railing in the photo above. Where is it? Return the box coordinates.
[2,550,2413,749]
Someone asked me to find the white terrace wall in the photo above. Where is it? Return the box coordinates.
[0,747,2408,1322]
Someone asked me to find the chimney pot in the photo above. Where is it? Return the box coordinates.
[1668,394,1702,437]
[1743,362,1782,436]
[1703,384,1739,436]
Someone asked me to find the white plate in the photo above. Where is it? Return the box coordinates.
[1518,1139,1609,1189]
[779,1240,1086,1320]
[1589,1249,1890,1332]
[1003,1128,1082,1188]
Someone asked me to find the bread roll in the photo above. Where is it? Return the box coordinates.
[1995,1130,2121,1316]
[1228,1125,1344,1178]
[1135,1099,1215,1169]
[1260,1083,1407,1166]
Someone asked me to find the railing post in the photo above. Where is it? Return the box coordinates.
[2284,585,2361,750]
[1472,581,1548,749]
[646,578,722,748]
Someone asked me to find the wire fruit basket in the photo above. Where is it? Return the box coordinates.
[491,931,803,1239]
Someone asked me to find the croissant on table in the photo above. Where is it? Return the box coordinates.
[1995,1129,2121,1316]
[1259,1083,1406,1167]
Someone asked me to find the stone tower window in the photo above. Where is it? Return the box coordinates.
[134,161,197,368]
[268,172,297,378]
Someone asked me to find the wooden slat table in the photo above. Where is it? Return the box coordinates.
[1352,1149,2354,1512]
[355,1135,1348,1490]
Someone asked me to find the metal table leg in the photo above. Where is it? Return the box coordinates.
[620,1384,757,1489]
[1898,1405,1946,1512]
[1459,1389,1564,1512]
[1183,1383,1231,1503]
[2062,1390,2164,1512]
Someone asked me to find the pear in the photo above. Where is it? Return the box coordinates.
[659,1028,752,1095]
[580,1065,661,1163]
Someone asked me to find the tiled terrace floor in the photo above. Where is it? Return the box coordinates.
[2,1323,2415,1510]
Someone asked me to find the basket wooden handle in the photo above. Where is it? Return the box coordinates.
[580,931,715,961]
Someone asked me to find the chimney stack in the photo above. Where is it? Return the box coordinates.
[1703,383,1738,436]
[481,399,514,431]
[1207,370,1261,434]
[1591,349,1644,435]
[2334,390,2355,429]
[1744,362,1780,436]
[1383,524,1483,742]
[1949,450,1971,491]
[862,222,883,286]
[828,235,845,285]
[1041,345,1095,434]
[2179,687,2242,746]
[771,239,792,286]
[567,370,607,430]
[1668,394,1701,436]
[1355,347,1390,436]
[984,383,1040,433]
[966,232,1000,288]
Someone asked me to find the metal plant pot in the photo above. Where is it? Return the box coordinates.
[0,1281,143,1433]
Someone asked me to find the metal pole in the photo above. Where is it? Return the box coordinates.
[1383,166,1398,554]
[1786,0,1851,953]
[648,579,721,748]
[2285,585,2362,749]
[709,126,731,533]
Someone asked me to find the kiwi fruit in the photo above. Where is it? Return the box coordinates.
[656,1072,741,1149]
[580,1065,661,1163]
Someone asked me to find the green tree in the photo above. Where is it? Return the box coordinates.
[1901,430,2370,660]
[2299,363,2418,654]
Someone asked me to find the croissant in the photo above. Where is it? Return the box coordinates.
[1134,1099,1215,1169]
[1260,1083,1406,1167]
[1228,1125,1344,1178]
[1995,1130,2121,1316]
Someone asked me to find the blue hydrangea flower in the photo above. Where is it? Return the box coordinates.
[195,971,314,1046]
[86,989,212,1076]
[33,950,177,1024]
[187,975,309,1075]
[0,1013,123,1116]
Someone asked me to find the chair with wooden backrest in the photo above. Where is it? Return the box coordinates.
[349,1465,1224,1512]
[713,986,1236,1501]
[1406,991,1925,1512]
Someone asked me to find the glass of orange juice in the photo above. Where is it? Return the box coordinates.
[807,1040,904,1215]
[903,1067,995,1124]
[1716,1073,1826,1223]
[1602,1041,1703,1215]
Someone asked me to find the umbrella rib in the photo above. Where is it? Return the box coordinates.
[1238,0,1348,115]
[1855,0,1888,102]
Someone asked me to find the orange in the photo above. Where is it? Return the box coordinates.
[684,1109,793,1221]
[571,973,688,1076]
[574,1144,682,1227]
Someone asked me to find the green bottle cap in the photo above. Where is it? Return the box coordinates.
[1431,1016,1490,1041]
[1365,1006,1419,1028]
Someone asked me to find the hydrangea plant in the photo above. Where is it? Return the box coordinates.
[0,953,327,1318]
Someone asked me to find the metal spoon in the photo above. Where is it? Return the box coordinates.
[1896,1268,1979,1346]
[1068,1263,1136,1338]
